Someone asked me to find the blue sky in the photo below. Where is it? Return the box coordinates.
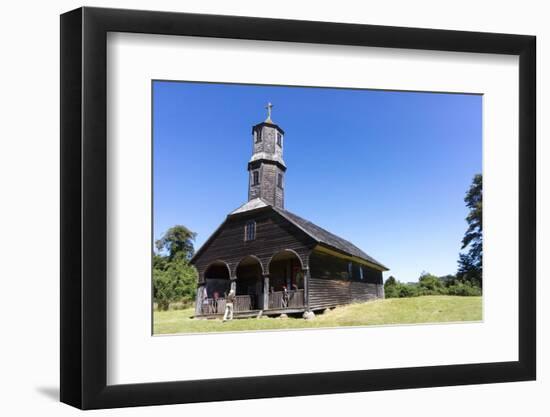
[153,81,481,282]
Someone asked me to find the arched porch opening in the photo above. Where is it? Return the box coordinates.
[204,261,231,297]
[236,256,264,310]
[268,250,305,309]
[201,261,231,314]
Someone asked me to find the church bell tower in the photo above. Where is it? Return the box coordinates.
[248,103,286,209]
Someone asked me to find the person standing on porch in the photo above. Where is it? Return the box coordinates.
[282,285,289,308]
[223,289,236,322]
[201,286,209,315]
[212,291,219,314]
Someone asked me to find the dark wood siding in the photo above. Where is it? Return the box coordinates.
[193,208,316,281]
[309,278,382,310]
[349,282,382,302]
[309,250,383,284]
[309,278,351,308]
[308,247,383,309]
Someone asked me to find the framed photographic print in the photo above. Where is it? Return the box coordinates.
[60,6,536,410]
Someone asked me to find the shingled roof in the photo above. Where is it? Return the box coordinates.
[228,198,388,270]
[273,207,388,270]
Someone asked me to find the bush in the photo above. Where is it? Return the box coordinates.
[384,281,419,298]
[384,285,399,298]
[447,281,482,296]
[384,273,481,298]
[153,256,198,311]
[418,273,442,291]
[417,273,447,296]
[396,283,419,298]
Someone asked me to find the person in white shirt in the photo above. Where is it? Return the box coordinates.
[223,289,236,321]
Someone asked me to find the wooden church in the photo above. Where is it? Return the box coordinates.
[191,104,388,318]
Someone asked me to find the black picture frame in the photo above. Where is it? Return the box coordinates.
[60,6,536,410]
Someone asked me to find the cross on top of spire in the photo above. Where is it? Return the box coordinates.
[265,102,274,123]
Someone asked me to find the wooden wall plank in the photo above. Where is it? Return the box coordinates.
[309,278,383,310]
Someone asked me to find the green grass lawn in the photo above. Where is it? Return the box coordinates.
[153,295,482,335]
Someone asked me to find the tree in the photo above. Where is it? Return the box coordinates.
[418,272,444,294]
[457,174,482,287]
[155,225,197,261]
[384,276,398,298]
[153,225,198,310]
[153,258,198,310]
[383,276,420,298]
[439,274,458,287]
[385,276,397,286]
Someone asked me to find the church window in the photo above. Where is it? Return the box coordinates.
[276,132,282,147]
[252,170,259,185]
[255,129,262,143]
[244,221,256,241]
[277,173,283,189]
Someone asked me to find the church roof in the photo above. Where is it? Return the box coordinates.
[272,207,388,270]
[229,198,388,270]
[230,198,269,214]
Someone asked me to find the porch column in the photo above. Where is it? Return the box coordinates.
[195,283,205,316]
[263,273,270,310]
[303,266,310,310]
